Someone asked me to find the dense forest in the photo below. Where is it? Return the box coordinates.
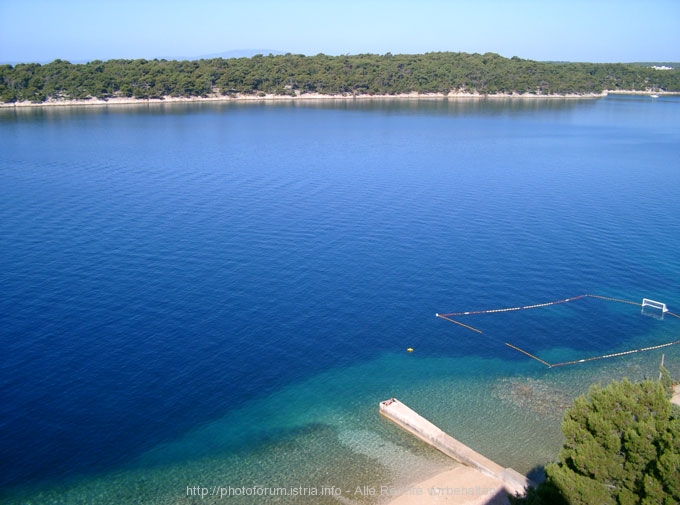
[1,52,678,103]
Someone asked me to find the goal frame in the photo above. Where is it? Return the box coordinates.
[641,298,668,319]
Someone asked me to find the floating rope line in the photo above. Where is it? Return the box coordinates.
[438,294,587,318]
[584,294,642,307]
[549,340,680,367]
[504,340,680,368]
[435,314,483,334]
[504,343,552,367]
[437,294,680,368]
[438,293,647,323]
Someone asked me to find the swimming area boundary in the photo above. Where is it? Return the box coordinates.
[436,294,680,368]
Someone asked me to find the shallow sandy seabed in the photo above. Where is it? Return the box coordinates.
[387,466,515,505]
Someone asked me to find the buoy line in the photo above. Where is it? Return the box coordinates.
[436,294,679,368]
[436,294,630,318]
[504,340,680,368]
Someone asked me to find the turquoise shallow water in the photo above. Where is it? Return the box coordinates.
[7,349,680,504]
[1,95,679,503]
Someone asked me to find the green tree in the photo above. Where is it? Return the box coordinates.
[513,375,680,505]
[2,54,680,103]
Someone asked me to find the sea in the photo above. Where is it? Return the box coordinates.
[1,95,679,504]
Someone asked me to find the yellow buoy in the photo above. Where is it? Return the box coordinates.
[406,348,414,353]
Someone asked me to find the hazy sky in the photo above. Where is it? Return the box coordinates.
[1,0,679,63]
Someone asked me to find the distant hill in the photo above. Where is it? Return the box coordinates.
[196,49,285,59]
[631,62,678,68]
[0,50,288,66]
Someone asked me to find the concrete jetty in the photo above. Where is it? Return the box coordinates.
[379,398,531,496]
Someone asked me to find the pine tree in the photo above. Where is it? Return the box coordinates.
[546,378,680,505]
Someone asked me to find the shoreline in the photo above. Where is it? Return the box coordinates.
[1,89,676,109]
[386,466,517,505]
[1,90,665,109]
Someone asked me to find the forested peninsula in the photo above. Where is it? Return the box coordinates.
[1,52,678,105]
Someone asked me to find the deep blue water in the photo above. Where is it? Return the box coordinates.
[1,95,679,501]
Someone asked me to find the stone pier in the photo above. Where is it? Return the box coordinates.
[379,398,532,496]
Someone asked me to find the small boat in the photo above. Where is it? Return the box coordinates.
[650,94,659,98]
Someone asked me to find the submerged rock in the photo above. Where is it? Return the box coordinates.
[492,377,574,420]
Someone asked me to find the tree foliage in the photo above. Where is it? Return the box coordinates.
[513,374,680,505]
[1,52,679,103]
